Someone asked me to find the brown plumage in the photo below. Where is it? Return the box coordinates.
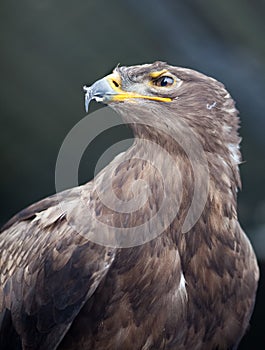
[0,62,259,349]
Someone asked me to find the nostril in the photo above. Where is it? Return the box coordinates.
[112,80,119,88]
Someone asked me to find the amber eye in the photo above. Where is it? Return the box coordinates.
[153,76,174,87]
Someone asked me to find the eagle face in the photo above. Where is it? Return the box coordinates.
[84,62,238,147]
[84,61,217,105]
[84,62,180,108]
[0,62,259,350]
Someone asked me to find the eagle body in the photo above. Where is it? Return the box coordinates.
[0,62,259,349]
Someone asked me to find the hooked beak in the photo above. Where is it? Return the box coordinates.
[83,71,172,112]
[83,75,117,112]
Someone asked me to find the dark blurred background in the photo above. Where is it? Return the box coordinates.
[1,0,264,348]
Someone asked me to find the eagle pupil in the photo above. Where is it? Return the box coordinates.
[161,77,169,86]
[154,76,174,87]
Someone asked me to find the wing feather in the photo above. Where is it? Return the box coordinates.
[0,185,116,350]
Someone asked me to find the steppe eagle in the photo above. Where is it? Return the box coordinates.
[0,62,259,349]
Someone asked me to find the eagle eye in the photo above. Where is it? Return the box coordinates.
[153,76,174,87]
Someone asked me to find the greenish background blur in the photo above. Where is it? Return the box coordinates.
[1,0,264,348]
